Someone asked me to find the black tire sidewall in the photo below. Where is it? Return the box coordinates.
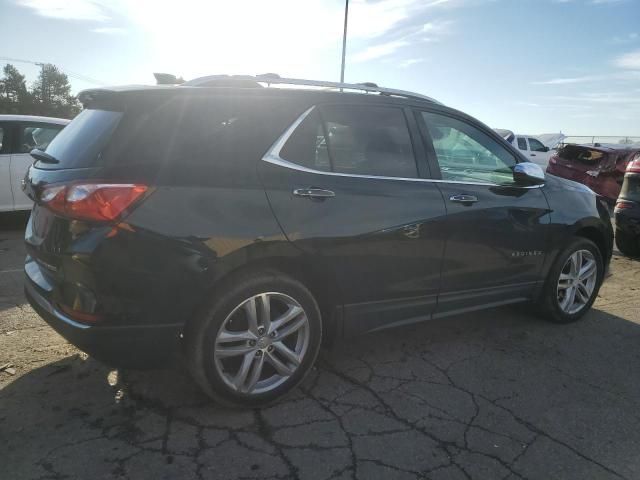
[187,272,322,407]
[541,238,603,323]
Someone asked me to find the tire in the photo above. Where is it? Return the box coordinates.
[615,228,640,258]
[538,238,604,324]
[185,271,322,407]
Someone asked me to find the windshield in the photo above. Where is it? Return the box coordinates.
[41,109,122,169]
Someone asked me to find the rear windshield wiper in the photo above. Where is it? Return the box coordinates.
[30,148,59,164]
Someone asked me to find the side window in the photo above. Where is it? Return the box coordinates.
[421,111,517,185]
[320,105,417,178]
[18,124,64,153]
[280,105,418,178]
[279,110,331,172]
[517,137,528,150]
[528,138,546,152]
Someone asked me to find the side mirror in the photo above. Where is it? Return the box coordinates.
[542,146,550,152]
[513,162,545,186]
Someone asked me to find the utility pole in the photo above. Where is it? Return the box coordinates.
[35,62,46,105]
[340,0,349,83]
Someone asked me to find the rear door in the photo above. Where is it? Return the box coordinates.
[259,103,447,336]
[416,109,550,315]
[0,122,13,211]
[11,122,65,210]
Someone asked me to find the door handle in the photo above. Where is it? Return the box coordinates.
[531,153,536,156]
[449,194,478,205]
[293,188,335,200]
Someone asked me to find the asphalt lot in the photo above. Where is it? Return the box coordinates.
[1,211,639,480]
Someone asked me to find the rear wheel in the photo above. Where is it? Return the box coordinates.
[186,272,322,407]
[615,228,640,258]
[538,238,603,323]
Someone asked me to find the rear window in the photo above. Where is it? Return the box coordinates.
[42,109,122,169]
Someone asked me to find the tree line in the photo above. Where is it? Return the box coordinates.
[0,63,81,119]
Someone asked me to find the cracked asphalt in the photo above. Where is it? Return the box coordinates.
[1,211,640,480]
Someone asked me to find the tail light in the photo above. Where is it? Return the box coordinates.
[40,183,149,222]
[627,158,640,173]
[615,200,633,211]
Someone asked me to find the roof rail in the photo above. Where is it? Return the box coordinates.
[182,74,442,105]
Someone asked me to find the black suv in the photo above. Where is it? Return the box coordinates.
[23,76,613,406]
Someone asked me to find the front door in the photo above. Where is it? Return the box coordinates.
[259,103,447,336]
[416,110,551,316]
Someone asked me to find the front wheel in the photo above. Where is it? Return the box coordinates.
[538,238,603,323]
[185,272,322,407]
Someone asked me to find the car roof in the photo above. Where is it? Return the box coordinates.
[78,81,442,109]
[0,115,70,125]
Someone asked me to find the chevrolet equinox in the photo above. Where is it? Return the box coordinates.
[23,76,613,406]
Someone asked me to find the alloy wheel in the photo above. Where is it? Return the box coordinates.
[557,249,598,315]
[213,292,310,395]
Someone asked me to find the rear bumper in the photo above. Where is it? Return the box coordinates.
[25,274,182,369]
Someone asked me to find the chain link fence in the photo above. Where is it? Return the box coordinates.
[562,136,640,146]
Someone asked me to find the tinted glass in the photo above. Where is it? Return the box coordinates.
[282,105,418,178]
[102,95,298,185]
[422,112,516,185]
[18,124,64,153]
[528,138,546,152]
[279,110,331,172]
[44,109,122,168]
[517,137,528,150]
[321,105,417,178]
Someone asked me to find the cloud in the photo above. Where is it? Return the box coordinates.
[92,27,125,34]
[532,75,603,85]
[612,32,638,44]
[352,40,409,63]
[399,58,424,68]
[553,0,627,4]
[533,67,640,85]
[15,0,110,21]
[12,0,468,78]
[543,91,640,105]
[614,49,640,69]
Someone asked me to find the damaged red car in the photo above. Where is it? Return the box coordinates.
[547,144,640,204]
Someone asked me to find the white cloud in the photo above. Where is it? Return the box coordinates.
[399,58,424,68]
[12,0,467,78]
[16,0,110,21]
[92,27,125,34]
[352,40,409,63]
[532,75,602,85]
[614,49,640,69]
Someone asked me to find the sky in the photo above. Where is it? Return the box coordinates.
[1,0,639,136]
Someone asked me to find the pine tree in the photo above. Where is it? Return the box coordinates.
[31,64,81,118]
[0,64,32,114]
